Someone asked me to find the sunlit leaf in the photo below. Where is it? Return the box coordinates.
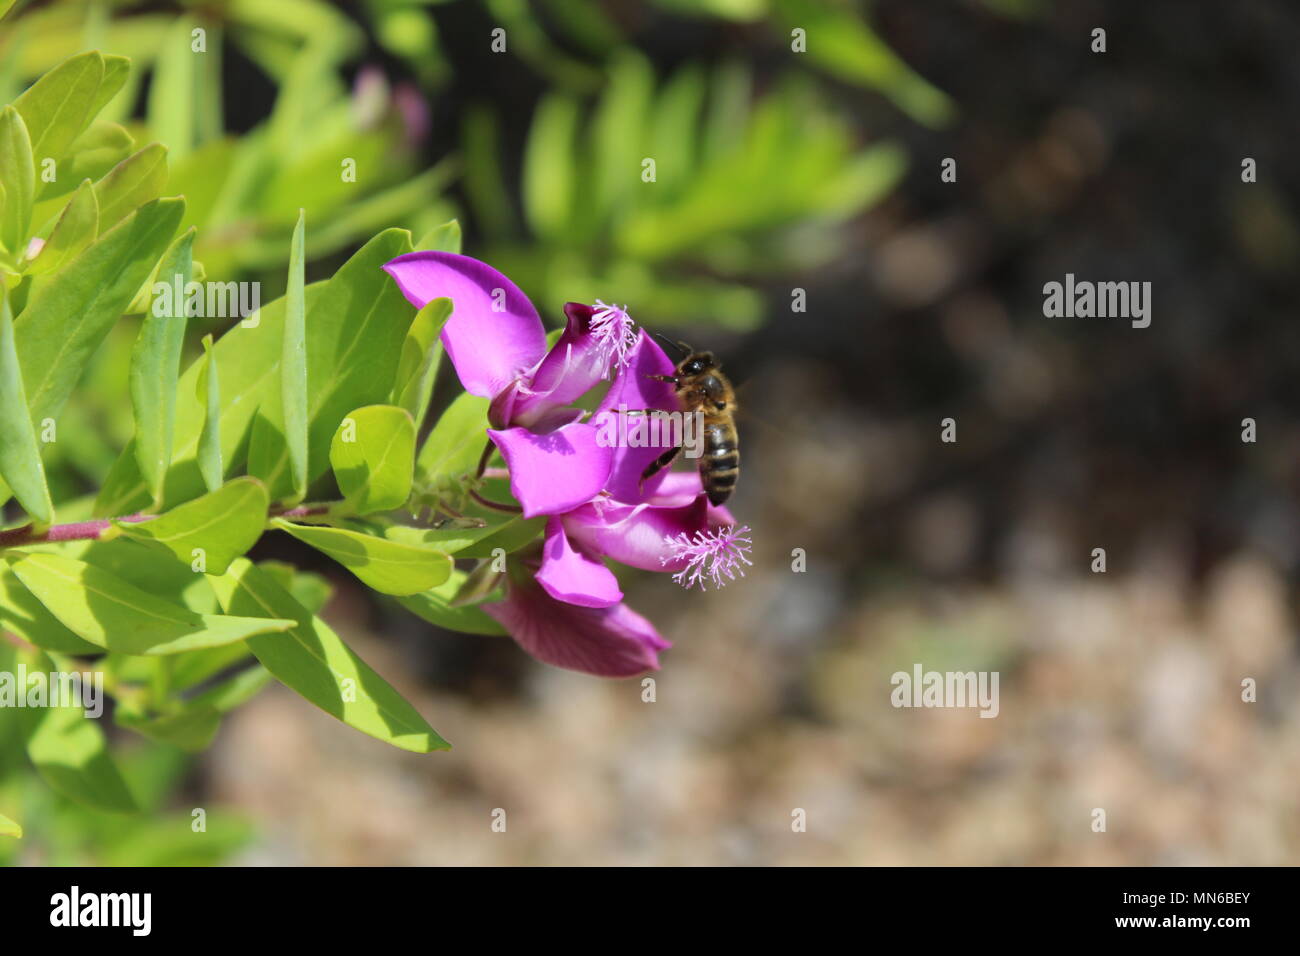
[0,562,100,655]
[195,333,222,491]
[113,476,269,575]
[248,226,412,502]
[210,558,450,752]
[130,227,193,505]
[13,52,122,171]
[330,404,416,515]
[415,390,491,494]
[396,569,507,636]
[380,514,544,559]
[414,218,462,254]
[0,288,52,525]
[0,105,34,254]
[392,298,450,431]
[282,209,308,501]
[271,519,451,595]
[44,121,135,201]
[16,196,184,427]
[93,142,168,233]
[25,177,98,276]
[8,552,295,655]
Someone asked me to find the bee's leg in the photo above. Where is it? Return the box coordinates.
[639,445,682,491]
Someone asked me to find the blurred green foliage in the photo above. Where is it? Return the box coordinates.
[1,0,454,287]
[475,55,905,329]
[1,0,934,326]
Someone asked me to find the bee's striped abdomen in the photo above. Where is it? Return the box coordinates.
[702,419,740,506]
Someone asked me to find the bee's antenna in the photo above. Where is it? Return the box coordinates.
[652,332,690,356]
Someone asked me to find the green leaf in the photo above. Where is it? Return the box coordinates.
[0,288,52,525]
[330,404,416,515]
[113,477,269,575]
[130,227,194,505]
[396,569,507,636]
[90,56,132,123]
[115,705,219,753]
[27,685,138,814]
[7,552,295,655]
[523,94,579,240]
[98,230,413,514]
[592,52,654,215]
[281,209,308,501]
[43,121,135,202]
[0,811,19,838]
[248,227,412,502]
[0,105,35,254]
[415,390,491,493]
[414,218,462,253]
[379,514,543,559]
[25,177,98,276]
[116,666,270,752]
[92,142,168,232]
[146,17,198,163]
[770,0,954,127]
[195,333,222,491]
[392,298,450,431]
[650,64,706,201]
[13,52,120,171]
[97,287,314,514]
[0,563,101,655]
[15,195,184,426]
[445,514,545,558]
[256,560,332,614]
[209,558,450,752]
[271,518,451,596]
[40,535,224,616]
[166,643,252,692]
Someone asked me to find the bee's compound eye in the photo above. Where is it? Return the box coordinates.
[684,360,704,375]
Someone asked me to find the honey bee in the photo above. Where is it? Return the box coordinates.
[642,336,740,507]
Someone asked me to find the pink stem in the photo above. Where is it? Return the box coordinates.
[0,503,334,550]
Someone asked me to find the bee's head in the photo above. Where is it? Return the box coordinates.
[678,352,716,378]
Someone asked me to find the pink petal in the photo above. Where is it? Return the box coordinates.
[646,471,705,506]
[484,576,670,678]
[563,495,710,572]
[592,331,681,502]
[536,516,623,608]
[511,303,611,428]
[383,252,547,399]
[648,471,737,526]
[487,422,614,518]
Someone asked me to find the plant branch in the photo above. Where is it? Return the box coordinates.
[0,502,338,550]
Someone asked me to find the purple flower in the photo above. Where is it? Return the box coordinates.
[499,472,746,675]
[383,252,637,517]
[381,252,753,679]
[483,559,670,678]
